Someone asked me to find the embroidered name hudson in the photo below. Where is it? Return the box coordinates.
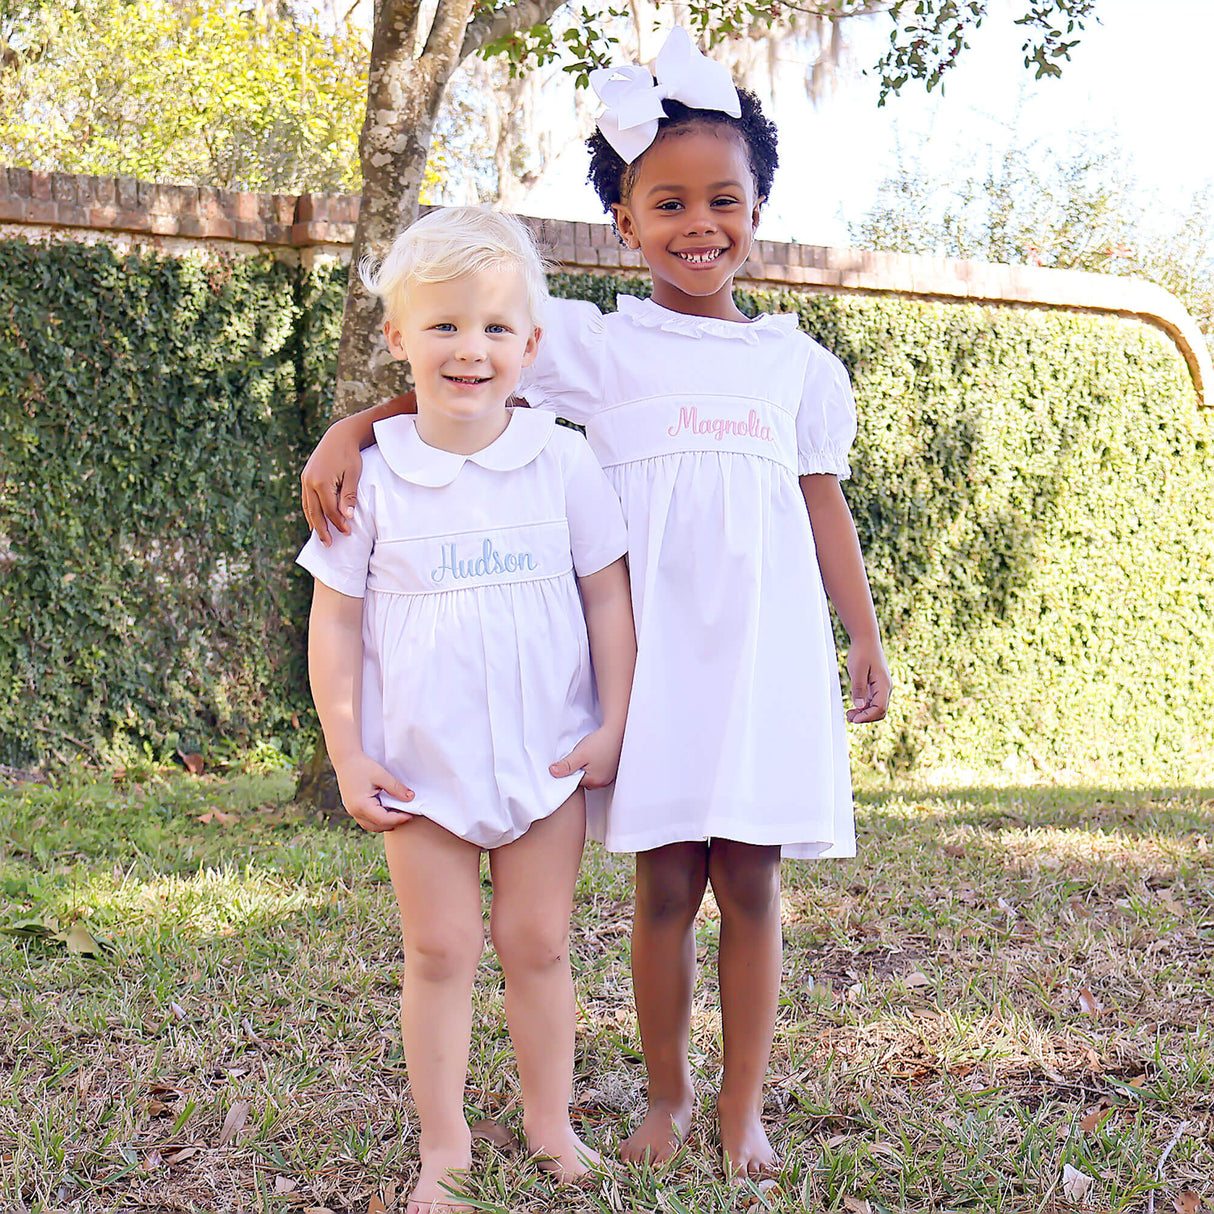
[431,538,538,585]
[667,405,773,443]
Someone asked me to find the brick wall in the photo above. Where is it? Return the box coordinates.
[2,166,1207,404]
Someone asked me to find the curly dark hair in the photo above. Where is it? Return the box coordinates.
[586,87,779,213]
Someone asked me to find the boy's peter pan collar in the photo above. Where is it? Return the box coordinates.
[374,408,556,488]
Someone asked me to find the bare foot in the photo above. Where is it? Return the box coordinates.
[407,1141,474,1214]
[619,1095,693,1167]
[717,1096,777,1178]
[526,1121,603,1180]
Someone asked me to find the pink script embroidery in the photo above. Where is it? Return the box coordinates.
[667,405,773,443]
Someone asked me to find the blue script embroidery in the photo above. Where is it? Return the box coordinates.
[667,405,773,442]
[431,538,538,585]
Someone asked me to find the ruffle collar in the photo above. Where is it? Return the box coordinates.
[615,294,800,343]
[375,408,555,488]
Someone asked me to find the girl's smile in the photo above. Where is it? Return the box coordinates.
[612,124,763,322]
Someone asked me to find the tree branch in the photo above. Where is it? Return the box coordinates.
[459,0,566,61]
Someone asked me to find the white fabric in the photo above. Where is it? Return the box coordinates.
[297,408,628,850]
[517,295,858,858]
[590,27,742,164]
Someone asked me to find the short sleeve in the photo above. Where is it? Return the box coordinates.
[556,430,628,576]
[296,484,376,598]
[796,346,858,479]
[517,297,607,426]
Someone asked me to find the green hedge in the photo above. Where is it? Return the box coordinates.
[3,243,1211,781]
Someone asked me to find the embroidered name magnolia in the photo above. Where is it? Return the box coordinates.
[431,538,538,585]
[667,406,773,443]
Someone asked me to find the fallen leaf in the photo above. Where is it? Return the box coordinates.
[63,923,102,956]
[275,1177,297,1196]
[1173,1192,1203,1214]
[177,749,204,775]
[1062,1164,1093,1202]
[997,896,1016,915]
[942,843,967,858]
[1080,1103,1113,1133]
[217,1100,249,1146]
[367,1195,386,1214]
[147,1099,172,1117]
[841,1198,872,1214]
[904,970,932,988]
[470,1117,518,1152]
[169,1001,187,1022]
[1128,1074,1147,1088]
[1077,987,1102,1015]
[164,1146,198,1164]
[141,1149,162,1173]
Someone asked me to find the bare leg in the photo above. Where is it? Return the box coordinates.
[619,842,709,1166]
[384,818,485,1213]
[708,840,782,1177]
[488,789,599,1180]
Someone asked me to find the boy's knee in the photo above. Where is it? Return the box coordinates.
[403,927,483,984]
[490,914,567,975]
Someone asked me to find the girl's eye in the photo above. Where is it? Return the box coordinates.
[486,323,509,335]
[713,196,740,208]
[432,322,456,332]
[656,200,682,212]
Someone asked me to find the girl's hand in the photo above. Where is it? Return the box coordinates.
[301,418,364,546]
[846,639,892,724]
[333,752,415,832]
[550,726,625,789]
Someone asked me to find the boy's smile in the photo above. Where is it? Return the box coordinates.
[612,124,763,322]
[383,266,539,454]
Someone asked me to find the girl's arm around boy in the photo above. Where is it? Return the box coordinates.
[552,557,636,787]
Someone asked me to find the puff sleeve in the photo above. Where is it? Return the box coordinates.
[516,297,607,426]
[556,428,629,576]
[796,346,858,479]
[296,466,378,597]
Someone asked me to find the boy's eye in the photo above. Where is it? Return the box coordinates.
[486,323,510,335]
[432,322,456,332]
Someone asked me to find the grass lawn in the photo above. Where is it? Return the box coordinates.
[1,767,1210,1213]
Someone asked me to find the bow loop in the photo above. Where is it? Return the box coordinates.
[590,27,742,164]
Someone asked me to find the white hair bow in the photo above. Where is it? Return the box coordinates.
[589,27,742,164]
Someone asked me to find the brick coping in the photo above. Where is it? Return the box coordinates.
[2,166,1207,406]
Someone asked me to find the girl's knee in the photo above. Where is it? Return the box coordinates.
[711,845,781,921]
[403,925,484,985]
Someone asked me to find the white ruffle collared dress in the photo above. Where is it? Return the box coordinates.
[297,408,628,850]
[517,295,859,859]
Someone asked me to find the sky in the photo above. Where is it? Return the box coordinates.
[520,0,1214,247]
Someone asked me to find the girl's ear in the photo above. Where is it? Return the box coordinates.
[612,203,641,250]
[383,318,408,362]
[751,196,766,232]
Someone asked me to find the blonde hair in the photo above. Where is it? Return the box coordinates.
[359,207,549,326]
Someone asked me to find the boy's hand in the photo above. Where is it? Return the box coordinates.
[846,639,892,724]
[301,419,363,546]
[550,726,625,789]
[333,752,415,832]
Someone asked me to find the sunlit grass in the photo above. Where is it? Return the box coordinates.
[1,769,1211,1211]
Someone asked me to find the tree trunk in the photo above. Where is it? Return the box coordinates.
[296,0,564,817]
